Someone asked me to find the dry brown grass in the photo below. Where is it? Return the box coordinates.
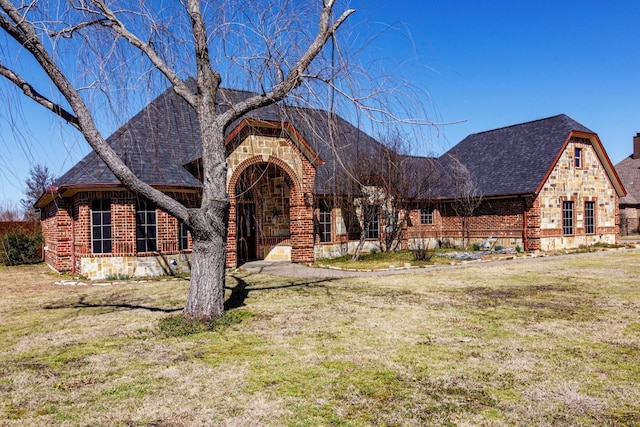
[1,250,639,426]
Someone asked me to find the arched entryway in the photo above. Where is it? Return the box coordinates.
[233,162,294,265]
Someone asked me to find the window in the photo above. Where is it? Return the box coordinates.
[585,201,595,235]
[420,207,434,225]
[91,199,112,254]
[136,200,157,253]
[318,200,332,243]
[179,221,190,250]
[364,205,379,239]
[346,208,361,241]
[574,147,582,168]
[562,201,574,235]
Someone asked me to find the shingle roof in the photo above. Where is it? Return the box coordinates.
[52,82,601,203]
[437,114,594,198]
[236,104,386,195]
[615,155,640,205]
[53,85,386,195]
[54,85,203,188]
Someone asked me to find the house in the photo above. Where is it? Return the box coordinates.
[408,114,626,252]
[35,84,626,279]
[614,133,640,235]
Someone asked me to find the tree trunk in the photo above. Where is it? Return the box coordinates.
[184,205,229,321]
[183,101,229,321]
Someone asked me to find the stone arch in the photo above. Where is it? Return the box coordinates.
[228,155,303,202]
[227,155,313,267]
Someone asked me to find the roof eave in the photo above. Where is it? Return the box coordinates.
[576,131,627,197]
[34,183,202,208]
[533,130,626,198]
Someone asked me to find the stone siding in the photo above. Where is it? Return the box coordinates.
[80,253,191,280]
[226,134,305,186]
[226,131,316,267]
[537,137,619,250]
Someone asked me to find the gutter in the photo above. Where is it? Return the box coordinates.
[522,196,528,251]
[71,207,76,274]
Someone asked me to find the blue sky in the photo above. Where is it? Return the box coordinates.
[353,0,640,156]
[1,0,638,207]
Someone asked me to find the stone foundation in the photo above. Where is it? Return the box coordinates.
[80,253,192,280]
[264,244,291,261]
[539,234,617,251]
[314,241,381,260]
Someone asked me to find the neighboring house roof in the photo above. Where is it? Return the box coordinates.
[437,114,595,199]
[615,155,640,206]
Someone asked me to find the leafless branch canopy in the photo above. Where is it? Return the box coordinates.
[0,0,443,320]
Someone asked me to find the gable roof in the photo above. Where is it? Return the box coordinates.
[47,85,385,199]
[42,83,624,208]
[51,85,204,191]
[438,114,595,198]
[615,155,640,206]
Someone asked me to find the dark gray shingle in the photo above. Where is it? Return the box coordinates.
[438,114,593,198]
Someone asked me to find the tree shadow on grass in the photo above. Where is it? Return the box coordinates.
[224,275,337,310]
[43,295,183,313]
[42,276,337,314]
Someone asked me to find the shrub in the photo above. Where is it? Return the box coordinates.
[472,243,481,251]
[106,274,131,281]
[494,245,503,251]
[515,245,522,253]
[411,247,434,262]
[0,229,42,266]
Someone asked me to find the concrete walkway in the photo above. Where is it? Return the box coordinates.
[236,260,370,278]
[234,244,639,279]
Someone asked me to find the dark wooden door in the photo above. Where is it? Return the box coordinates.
[237,202,257,264]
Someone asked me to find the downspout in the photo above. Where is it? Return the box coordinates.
[70,205,76,274]
[522,202,528,251]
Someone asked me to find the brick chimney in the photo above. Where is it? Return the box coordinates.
[635,133,640,160]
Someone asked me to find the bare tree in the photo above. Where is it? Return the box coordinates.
[0,0,356,321]
[448,157,482,249]
[0,0,438,321]
[329,132,440,261]
[374,136,441,254]
[0,201,22,221]
[21,164,55,221]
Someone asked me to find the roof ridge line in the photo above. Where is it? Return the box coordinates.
[469,114,568,136]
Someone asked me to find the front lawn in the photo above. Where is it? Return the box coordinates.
[1,251,639,425]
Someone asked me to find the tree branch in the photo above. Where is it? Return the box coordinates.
[83,0,197,107]
[219,1,356,127]
[49,19,108,38]
[185,0,221,103]
[0,64,80,128]
[0,0,189,222]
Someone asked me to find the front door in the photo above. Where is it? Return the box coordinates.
[237,202,257,264]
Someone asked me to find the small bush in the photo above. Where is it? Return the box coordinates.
[411,247,433,262]
[590,241,622,249]
[0,229,42,266]
[369,247,378,255]
[106,274,130,281]
[515,245,523,253]
[472,243,481,251]
[494,245,503,251]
